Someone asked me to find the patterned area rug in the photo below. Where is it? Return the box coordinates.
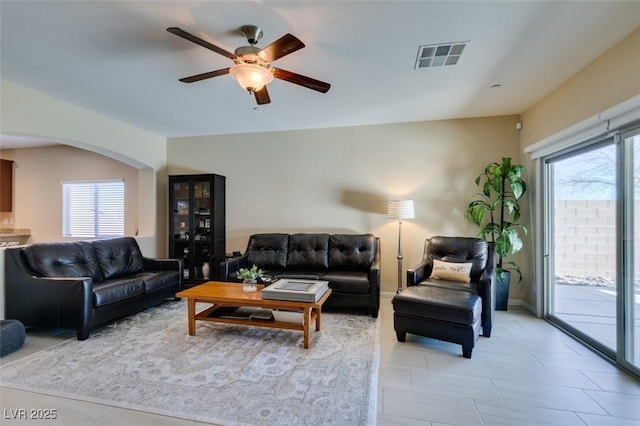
[1,300,379,425]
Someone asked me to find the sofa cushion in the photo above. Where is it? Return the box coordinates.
[93,237,145,279]
[246,233,289,270]
[392,285,481,326]
[277,271,322,280]
[287,233,329,271]
[322,271,371,294]
[430,259,472,283]
[93,278,145,307]
[328,234,375,271]
[419,279,479,294]
[137,271,181,294]
[23,241,102,281]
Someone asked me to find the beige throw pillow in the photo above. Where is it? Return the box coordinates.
[430,259,472,283]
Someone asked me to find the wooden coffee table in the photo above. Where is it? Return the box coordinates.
[175,281,332,349]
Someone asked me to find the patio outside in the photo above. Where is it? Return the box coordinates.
[554,276,640,355]
[553,195,640,362]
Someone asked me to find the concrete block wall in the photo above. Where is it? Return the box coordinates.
[554,199,634,280]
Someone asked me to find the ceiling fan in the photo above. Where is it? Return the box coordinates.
[167,25,331,105]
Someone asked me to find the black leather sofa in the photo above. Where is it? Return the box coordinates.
[4,237,182,340]
[220,233,380,317]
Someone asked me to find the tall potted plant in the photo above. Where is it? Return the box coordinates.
[464,157,527,310]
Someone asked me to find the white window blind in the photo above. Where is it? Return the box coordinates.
[62,180,124,238]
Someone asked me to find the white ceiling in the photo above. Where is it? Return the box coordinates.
[1,1,639,148]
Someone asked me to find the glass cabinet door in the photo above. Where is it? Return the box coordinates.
[171,180,191,279]
[193,180,211,243]
[172,181,190,241]
[193,180,211,280]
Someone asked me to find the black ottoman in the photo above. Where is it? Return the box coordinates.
[0,319,26,357]
[392,285,482,358]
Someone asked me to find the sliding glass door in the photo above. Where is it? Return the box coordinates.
[622,129,640,370]
[545,127,640,374]
[547,140,618,354]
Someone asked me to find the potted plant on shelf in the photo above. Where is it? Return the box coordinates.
[464,157,527,310]
[237,264,264,293]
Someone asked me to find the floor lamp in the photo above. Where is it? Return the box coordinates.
[388,200,415,294]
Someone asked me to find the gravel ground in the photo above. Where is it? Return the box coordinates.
[556,275,640,291]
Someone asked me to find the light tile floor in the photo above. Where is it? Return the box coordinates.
[1,295,639,425]
[377,295,640,426]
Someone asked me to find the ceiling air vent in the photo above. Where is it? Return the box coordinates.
[415,41,468,69]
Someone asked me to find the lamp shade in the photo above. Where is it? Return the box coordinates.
[388,199,415,220]
[229,63,274,92]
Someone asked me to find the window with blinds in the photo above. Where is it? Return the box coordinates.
[62,180,125,238]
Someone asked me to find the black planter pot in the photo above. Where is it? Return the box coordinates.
[496,270,510,311]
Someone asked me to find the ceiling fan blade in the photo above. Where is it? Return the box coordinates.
[259,34,305,62]
[272,68,331,93]
[179,68,230,83]
[167,27,236,60]
[253,87,271,105]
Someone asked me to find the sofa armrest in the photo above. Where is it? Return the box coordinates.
[478,242,496,337]
[143,257,181,272]
[5,247,94,339]
[219,255,249,281]
[407,259,431,287]
[367,238,381,318]
[34,276,95,340]
[370,249,381,282]
[143,257,183,290]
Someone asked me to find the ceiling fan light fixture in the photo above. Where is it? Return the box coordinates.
[229,63,273,92]
[168,26,330,104]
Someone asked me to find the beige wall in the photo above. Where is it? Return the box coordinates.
[519,27,640,311]
[0,80,166,248]
[168,116,524,295]
[0,80,166,170]
[0,145,139,243]
[521,27,640,148]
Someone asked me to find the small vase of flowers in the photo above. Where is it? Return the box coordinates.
[237,264,264,293]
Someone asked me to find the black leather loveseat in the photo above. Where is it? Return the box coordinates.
[220,233,380,317]
[4,237,182,340]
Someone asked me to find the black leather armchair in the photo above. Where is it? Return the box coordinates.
[392,236,495,358]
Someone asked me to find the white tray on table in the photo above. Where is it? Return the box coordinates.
[262,279,329,302]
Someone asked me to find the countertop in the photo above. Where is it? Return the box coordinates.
[0,228,31,246]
